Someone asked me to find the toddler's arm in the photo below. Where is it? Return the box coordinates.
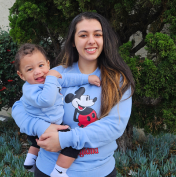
[88,75,100,87]
[51,70,100,88]
[23,76,59,108]
[54,72,89,87]
[46,70,62,78]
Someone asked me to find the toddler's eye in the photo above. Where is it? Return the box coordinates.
[27,68,32,71]
[39,64,43,67]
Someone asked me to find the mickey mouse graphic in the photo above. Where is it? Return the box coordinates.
[65,87,98,127]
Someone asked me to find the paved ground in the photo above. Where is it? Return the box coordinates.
[0,107,12,122]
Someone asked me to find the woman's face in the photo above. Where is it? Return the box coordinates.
[74,19,103,63]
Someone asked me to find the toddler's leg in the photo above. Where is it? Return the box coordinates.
[50,154,75,177]
[24,135,40,172]
[50,147,80,177]
[24,146,39,172]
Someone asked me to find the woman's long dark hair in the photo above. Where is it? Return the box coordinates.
[58,12,135,119]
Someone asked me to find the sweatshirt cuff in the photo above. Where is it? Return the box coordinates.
[45,75,58,84]
[59,131,73,149]
[83,74,89,84]
[35,120,51,137]
[82,74,89,84]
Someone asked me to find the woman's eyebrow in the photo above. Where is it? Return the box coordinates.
[78,29,102,34]
[95,30,103,33]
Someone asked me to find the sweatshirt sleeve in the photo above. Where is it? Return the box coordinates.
[23,76,59,108]
[12,99,50,137]
[56,73,89,88]
[59,87,132,150]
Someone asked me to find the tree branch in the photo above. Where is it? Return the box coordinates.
[43,23,60,57]
[130,39,146,56]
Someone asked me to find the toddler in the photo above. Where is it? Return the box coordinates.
[13,43,100,177]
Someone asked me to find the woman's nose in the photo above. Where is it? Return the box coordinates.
[88,35,95,45]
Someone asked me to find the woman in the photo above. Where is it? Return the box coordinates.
[12,12,135,177]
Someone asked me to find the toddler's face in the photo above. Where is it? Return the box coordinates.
[17,51,50,84]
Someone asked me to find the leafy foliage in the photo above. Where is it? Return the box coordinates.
[115,128,176,176]
[120,33,176,134]
[9,0,176,61]
[0,28,24,111]
[9,0,63,66]
[0,119,33,177]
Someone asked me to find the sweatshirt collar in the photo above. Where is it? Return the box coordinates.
[76,62,100,77]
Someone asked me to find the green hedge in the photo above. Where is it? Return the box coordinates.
[0,28,24,111]
[120,32,176,134]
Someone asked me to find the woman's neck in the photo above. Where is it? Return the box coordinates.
[78,60,98,74]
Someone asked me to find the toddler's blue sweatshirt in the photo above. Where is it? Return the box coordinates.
[12,62,132,177]
[21,73,89,124]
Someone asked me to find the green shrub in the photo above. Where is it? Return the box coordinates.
[115,129,176,176]
[0,119,33,177]
[120,33,176,134]
[0,28,24,111]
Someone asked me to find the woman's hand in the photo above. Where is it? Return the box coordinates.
[36,124,68,152]
[36,132,61,152]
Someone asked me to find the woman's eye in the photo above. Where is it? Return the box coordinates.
[95,34,102,37]
[80,34,87,38]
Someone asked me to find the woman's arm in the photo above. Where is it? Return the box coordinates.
[37,87,132,151]
[12,99,50,136]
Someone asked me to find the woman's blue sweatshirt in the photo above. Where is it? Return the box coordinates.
[12,62,132,177]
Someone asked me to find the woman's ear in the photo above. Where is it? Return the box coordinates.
[47,60,50,69]
[17,71,25,81]
[72,43,75,47]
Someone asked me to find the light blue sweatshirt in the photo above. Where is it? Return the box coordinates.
[21,74,89,125]
[12,62,132,177]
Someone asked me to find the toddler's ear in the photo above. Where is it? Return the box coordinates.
[17,70,25,81]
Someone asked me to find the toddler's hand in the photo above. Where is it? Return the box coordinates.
[47,70,62,78]
[88,75,100,87]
